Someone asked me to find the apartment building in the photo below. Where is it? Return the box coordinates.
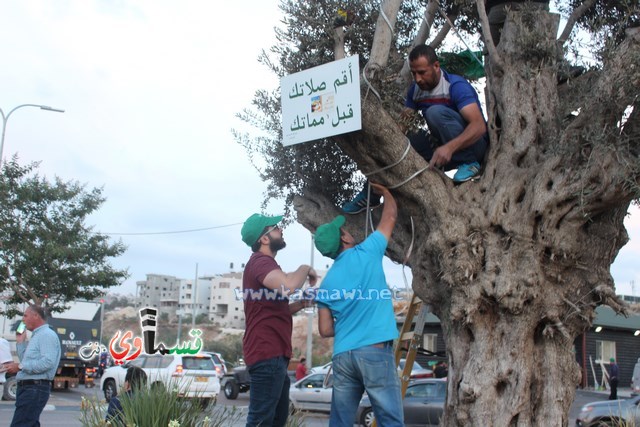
[135,274,180,319]
[209,272,244,329]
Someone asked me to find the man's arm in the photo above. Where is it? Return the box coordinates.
[262,265,318,295]
[429,102,487,168]
[369,183,397,241]
[317,307,335,338]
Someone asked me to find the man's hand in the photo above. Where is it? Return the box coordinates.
[429,144,454,169]
[4,362,20,375]
[16,331,26,343]
[307,267,318,286]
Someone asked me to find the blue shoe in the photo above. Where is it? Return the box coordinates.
[452,162,480,183]
[342,188,381,214]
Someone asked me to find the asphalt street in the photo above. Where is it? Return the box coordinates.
[0,385,630,426]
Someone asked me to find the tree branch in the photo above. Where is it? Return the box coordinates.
[476,0,503,72]
[367,0,403,76]
[557,0,598,46]
[334,26,346,60]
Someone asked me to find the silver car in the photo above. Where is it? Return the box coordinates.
[356,378,446,427]
[576,396,640,426]
[289,372,333,413]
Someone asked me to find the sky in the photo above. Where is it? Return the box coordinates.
[0,1,638,299]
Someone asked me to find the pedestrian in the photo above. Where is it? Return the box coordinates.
[343,45,488,214]
[4,304,62,427]
[315,183,404,426]
[434,361,448,378]
[608,357,619,400]
[105,365,147,425]
[296,357,308,381]
[240,213,318,427]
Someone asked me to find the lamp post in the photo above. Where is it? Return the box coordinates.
[0,104,65,162]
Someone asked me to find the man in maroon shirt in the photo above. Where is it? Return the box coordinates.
[240,213,317,427]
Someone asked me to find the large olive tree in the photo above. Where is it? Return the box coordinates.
[237,0,640,424]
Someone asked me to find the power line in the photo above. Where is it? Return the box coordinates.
[99,222,244,236]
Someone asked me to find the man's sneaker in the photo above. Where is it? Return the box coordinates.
[342,188,382,214]
[452,162,480,183]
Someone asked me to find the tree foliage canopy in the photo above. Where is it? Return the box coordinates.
[236,0,639,213]
[0,158,128,316]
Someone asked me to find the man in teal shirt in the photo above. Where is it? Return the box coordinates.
[315,183,403,427]
[4,304,61,427]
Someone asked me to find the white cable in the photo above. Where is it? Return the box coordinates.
[436,3,484,69]
[363,138,412,176]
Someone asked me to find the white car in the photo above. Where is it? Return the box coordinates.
[100,353,220,404]
[289,372,333,413]
[309,362,332,375]
[203,351,227,378]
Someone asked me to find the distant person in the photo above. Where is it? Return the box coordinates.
[486,0,550,46]
[296,357,308,381]
[316,183,404,426]
[608,358,619,400]
[105,366,147,425]
[434,361,448,378]
[240,213,318,427]
[4,304,61,427]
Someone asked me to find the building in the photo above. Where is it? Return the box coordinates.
[177,277,212,321]
[135,274,180,319]
[209,272,244,329]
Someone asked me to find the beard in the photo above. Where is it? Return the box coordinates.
[268,235,286,252]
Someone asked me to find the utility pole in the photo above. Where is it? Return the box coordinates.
[192,263,199,330]
[306,234,314,369]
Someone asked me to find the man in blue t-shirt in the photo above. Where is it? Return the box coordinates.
[315,183,403,427]
[343,44,488,214]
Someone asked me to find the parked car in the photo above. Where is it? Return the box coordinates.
[576,396,640,426]
[356,378,447,427]
[203,351,227,378]
[309,362,333,375]
[222,365,251,399]
[100,353,220,404]
[398,359,434,379]
[289,372,333,413]
[1,374,17,401]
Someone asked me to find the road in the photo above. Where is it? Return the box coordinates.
[0,384,330,427]
[0,385,627,426]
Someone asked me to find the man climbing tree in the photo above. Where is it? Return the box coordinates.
[236,0,640,424]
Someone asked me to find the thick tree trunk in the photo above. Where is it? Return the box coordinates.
[295,8,640,427]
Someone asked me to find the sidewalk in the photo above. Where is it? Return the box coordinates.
[578,386,634,399]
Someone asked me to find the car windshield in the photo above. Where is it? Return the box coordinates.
[399,360,425,370]
[182,357,215,370]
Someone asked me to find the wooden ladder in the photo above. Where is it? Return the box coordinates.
[372,293,430,427]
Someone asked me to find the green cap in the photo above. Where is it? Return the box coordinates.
[610,357,615,363]
[314,216,346,259]
[241,213,283,247]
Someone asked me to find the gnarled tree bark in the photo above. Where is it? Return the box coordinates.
[294,7,640,426]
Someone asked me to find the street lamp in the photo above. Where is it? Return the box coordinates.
[0,104,65,162]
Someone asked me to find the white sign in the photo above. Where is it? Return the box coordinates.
[281,55,361,146]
